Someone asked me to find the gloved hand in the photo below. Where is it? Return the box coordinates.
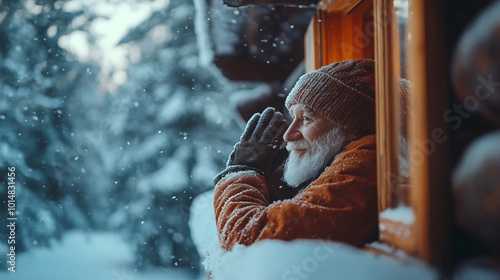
[227,107,288,176]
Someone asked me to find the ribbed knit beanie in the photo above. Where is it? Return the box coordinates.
[285,59,375,137]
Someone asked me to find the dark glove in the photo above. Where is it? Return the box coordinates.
[227,107,288,176]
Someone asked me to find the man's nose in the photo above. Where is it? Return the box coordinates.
[283,121,302,142]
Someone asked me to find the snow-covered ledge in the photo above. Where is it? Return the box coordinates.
[205,239,438,280]
[189,191,438,280]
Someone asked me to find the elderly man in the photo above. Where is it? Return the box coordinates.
[214,59,377,251]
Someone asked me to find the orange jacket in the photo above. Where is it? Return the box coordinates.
[214,134,378,251]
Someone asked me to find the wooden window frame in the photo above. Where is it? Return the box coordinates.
[304,0,374,72]
[374,0,416,254]
[374,0,450,267]
[306,0,451,267]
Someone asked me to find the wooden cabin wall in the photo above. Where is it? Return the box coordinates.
[443,0,497,266]
[445,0,497,170]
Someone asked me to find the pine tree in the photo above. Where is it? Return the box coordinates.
[0,0,242,275]
[84,0,241,273]
[0,0,98,260]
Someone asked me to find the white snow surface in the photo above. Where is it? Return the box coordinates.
[208,240,437,280]
[0,231,194,280]
[189,192,438,280]
[189,190,222,258]
[193,0,214,66]
[379,205,415,224]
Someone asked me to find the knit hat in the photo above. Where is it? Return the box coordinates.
[399,78,412,137]
[285,59,375,137]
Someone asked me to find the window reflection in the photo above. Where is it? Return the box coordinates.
[394,0,411,207]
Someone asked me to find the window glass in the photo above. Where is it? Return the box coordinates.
[395,0,411,207]
[378,0,416,253]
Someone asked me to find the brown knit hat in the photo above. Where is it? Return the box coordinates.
[285,59,376,137]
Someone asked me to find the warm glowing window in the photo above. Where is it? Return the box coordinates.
[305,0,374,72]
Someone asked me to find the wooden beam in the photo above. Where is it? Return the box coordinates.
[318,0,363,13]
[407,0,451,268]
[304,16,319,72]
[223,0,318,7]
[375,0,399,214]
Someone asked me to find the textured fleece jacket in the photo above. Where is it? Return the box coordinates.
[214,134,378,251]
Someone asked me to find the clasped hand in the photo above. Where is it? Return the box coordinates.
[227,107,288,176]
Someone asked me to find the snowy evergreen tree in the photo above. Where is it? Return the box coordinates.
[0,0,99,261]
[1,0,243,275]
[51,0,243,273]
[96,0,241,272]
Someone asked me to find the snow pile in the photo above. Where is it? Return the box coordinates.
[189,190,223,260]
[207,239,437,280]
[189,191,437,280]
[380,205,415,224]
[0,231,194,280]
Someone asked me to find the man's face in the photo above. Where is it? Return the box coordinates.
[283,104,348,187]
[283,104,336,147]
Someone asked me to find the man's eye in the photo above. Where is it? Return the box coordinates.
[303,116,312,122]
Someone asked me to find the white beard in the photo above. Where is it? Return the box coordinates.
[283,126,348,188]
